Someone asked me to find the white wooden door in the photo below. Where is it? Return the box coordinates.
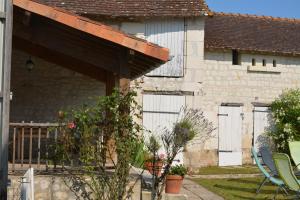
[253,106,271,151]
[218,106,243,166]
[143,94,185,164]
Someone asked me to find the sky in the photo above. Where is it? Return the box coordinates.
[206,0,300,19]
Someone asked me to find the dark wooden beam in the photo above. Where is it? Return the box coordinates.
[118,50,131,94]
[13,36,108,82]
[105,73,117,95]
[13,10,121,75]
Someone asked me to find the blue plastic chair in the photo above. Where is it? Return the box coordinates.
[251,147,286,195]
[259,146,278,176]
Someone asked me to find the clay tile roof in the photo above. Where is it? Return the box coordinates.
[35,0,209,18]
[14,0,169,62]
[205,12,300,56]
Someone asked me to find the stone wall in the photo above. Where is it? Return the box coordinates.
[10,50,105,123]
[103,17,300,168]
[185,51,300,167]
[8,174,141,200]
[8,174,186,200]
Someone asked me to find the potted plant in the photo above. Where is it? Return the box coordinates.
[165,164,187,194]
[144,135,165,176]
[144,153,165,176]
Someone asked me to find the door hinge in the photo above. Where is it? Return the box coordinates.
[217,114,228,116]
[218,150,233,153]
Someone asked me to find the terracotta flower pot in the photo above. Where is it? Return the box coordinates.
[144,161,163,176]
[165,175,184,194]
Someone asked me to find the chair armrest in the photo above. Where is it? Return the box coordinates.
[293,163,300,171]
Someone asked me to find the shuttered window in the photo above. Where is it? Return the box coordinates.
[145,19,185,77]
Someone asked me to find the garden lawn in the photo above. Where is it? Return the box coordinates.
[196,165,260,175]
[194,177,293,200]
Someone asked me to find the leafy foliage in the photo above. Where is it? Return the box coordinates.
[268,89,300,153]
[53,89,144,200]
[148,107,215,200]
[168,165,188,177]
[130,139,147,168]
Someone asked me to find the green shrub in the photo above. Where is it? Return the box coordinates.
[169,165,188,177]
[268,89,300,153]
[130,139,147,168]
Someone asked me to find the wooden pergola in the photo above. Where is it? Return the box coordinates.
[0,0,169,198]
[13,0,169,94]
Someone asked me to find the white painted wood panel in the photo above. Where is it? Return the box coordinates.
[218,106,243,166]
[143,95,185,164]
[145,19,184,77]
[253,106,272,150]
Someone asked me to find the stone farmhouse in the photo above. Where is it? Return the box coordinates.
[22,0,300,168]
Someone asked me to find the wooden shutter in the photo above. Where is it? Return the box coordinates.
[143,94,185,163]
[253,106,272,150]
[145,19,184,77]
[218,106,243,166]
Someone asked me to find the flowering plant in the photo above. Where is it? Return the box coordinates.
[268,89,300,153]
[68,122,76,129]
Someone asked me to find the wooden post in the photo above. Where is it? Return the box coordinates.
[118,50,131,93]
[0,0,12,198]
[105,72,117,96]
[104,50,131,166]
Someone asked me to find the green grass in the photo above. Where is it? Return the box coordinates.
[194,177,293,200]
[196,165,261,175]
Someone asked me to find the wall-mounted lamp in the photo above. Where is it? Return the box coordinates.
[26,57,35,71]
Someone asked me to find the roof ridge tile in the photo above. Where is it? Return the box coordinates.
[212,12,300,24]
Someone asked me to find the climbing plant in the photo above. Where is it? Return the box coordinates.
[53,89,143,200]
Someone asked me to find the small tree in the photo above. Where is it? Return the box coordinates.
[146,107,215,200]
[53,89,144,200]
[268,89,300,153]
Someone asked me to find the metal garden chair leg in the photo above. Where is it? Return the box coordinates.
[273,186,281,200]
[279,186,289,195]
[256,177,268,194]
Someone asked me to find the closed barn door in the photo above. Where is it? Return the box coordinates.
[218,106,243,166]
[253,106,272,151]
[143,94,185,164]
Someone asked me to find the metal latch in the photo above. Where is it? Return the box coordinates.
[0,12,5,20]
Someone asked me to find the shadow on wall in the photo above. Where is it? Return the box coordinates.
[255,112,275,150]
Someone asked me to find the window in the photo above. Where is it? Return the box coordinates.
[273,60,277,67]
[232,50,241,65]
[262,59,266,67]
[145,19,185,77]
[252,58,256,66]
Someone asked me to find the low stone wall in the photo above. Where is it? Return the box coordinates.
[8,175,78,200]
[8,174,186,200]
[8,174,141,200]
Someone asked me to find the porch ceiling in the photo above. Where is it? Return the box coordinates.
[12,0,169,82]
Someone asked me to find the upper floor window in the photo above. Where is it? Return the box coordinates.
[273,60,277,67]
[252,58,256,66]
[232,50,241,65]
[145,19,185,77]
[262,59,267,66]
